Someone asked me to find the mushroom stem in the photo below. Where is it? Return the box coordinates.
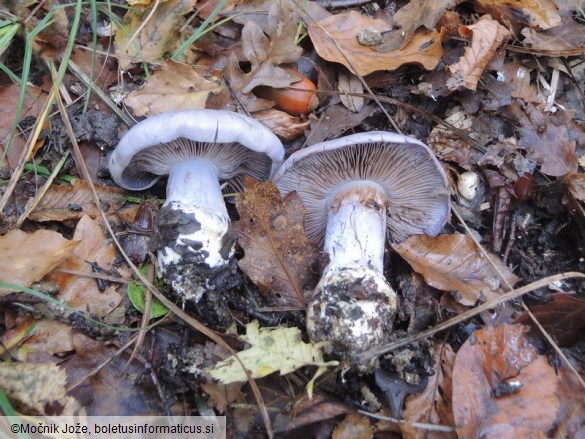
[166,158,227,222]
[156,158,238,303]
[307,181,397,363]
[323,181,387,274]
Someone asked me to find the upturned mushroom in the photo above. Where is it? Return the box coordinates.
[109,109,284,303]
[274,132,450,359]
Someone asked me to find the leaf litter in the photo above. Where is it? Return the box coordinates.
[0,0,584,435]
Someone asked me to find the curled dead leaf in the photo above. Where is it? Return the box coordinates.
[394,233,520,306]
[447,15,512,91]
[308,11,443,76]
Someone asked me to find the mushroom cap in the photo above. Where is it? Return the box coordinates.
[109,109,285,191]
[274,131,450,244]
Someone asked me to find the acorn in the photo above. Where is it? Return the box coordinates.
[254,68,319,116]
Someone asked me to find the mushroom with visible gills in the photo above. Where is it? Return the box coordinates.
[274,132,450,360]
[109,109,284,304]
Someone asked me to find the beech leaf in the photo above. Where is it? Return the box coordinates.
[447,15,512,91]
[0,229,78,296]
[28,179,126,222]
[452,324,560,438]
[308,11,443,76]
[234,178,319,309]
[394,233,520,306]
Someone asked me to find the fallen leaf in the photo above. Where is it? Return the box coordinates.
[208,321,337,383]
[452,324,560,438]
[274,393,351,433]
[447,15,512,91]
[49,216,125,318]
[553,366,585,438]
[1,317,75,360]
[338,70,364,113]
[28,179,126,222]
[114,0,197,70]
[305,103,378,146]
[515,294,585,347]
[0,83,49,169]
[401,344,456,439]
[308,11,443,76]
[0,229,78,296]
[252,108,309,142]
[200,381,245,414]
[472,0,561,30]
[508,102,578,177]
[394,233,520,306]
[0,361,82,415]
[521,22,585,51]
[372,0,457,52]
[124,61,223,116]
[226,0,303,94]
[234,177,319,309]
[332,412,373,439]
[65,333,165,415]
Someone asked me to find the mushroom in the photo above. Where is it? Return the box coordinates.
[274,132,450,359]
[109,109,284,303]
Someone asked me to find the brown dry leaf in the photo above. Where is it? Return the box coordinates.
[515,294,585,347]
[472,0,561,30]
[401,344,456,439]
[234,177,319,309]
[521,22,585,51]
[226,0,303,94]
[305,103,377,146]
[308,11,443,76]
[508,102,578,177]
[28,179,126,222]
[124,61,223,116]
[373,0,457,52]
[0,362,82,415]
[0,83,49,169]
[332,412,373,439]
[201,381,245,414]
[1,316,75,360]
[64,333,165,415]
[49,216,125,318]
[0,229,78,296]
[253,108,309,142]
[338,70,364,113]
[447,15,512,91]
[553,366,585,437]
[394,233,520,306]
[114,0,197,70]
[452,324,560,438]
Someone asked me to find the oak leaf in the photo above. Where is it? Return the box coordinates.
[226,0,303,94]
[208,321,337,383]
[115,0,197,70]
[373,0,458,52]
[472,0,561,30]
[394,233,520,306]
[508,102,578,177]
[234,177,319,309]
[124,61,223,116]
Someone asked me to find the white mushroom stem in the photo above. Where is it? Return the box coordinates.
[307,181,397,363]
[323,181,387,274]
[157,158,235,301]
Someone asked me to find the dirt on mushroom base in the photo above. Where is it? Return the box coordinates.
[154,207,242,327]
